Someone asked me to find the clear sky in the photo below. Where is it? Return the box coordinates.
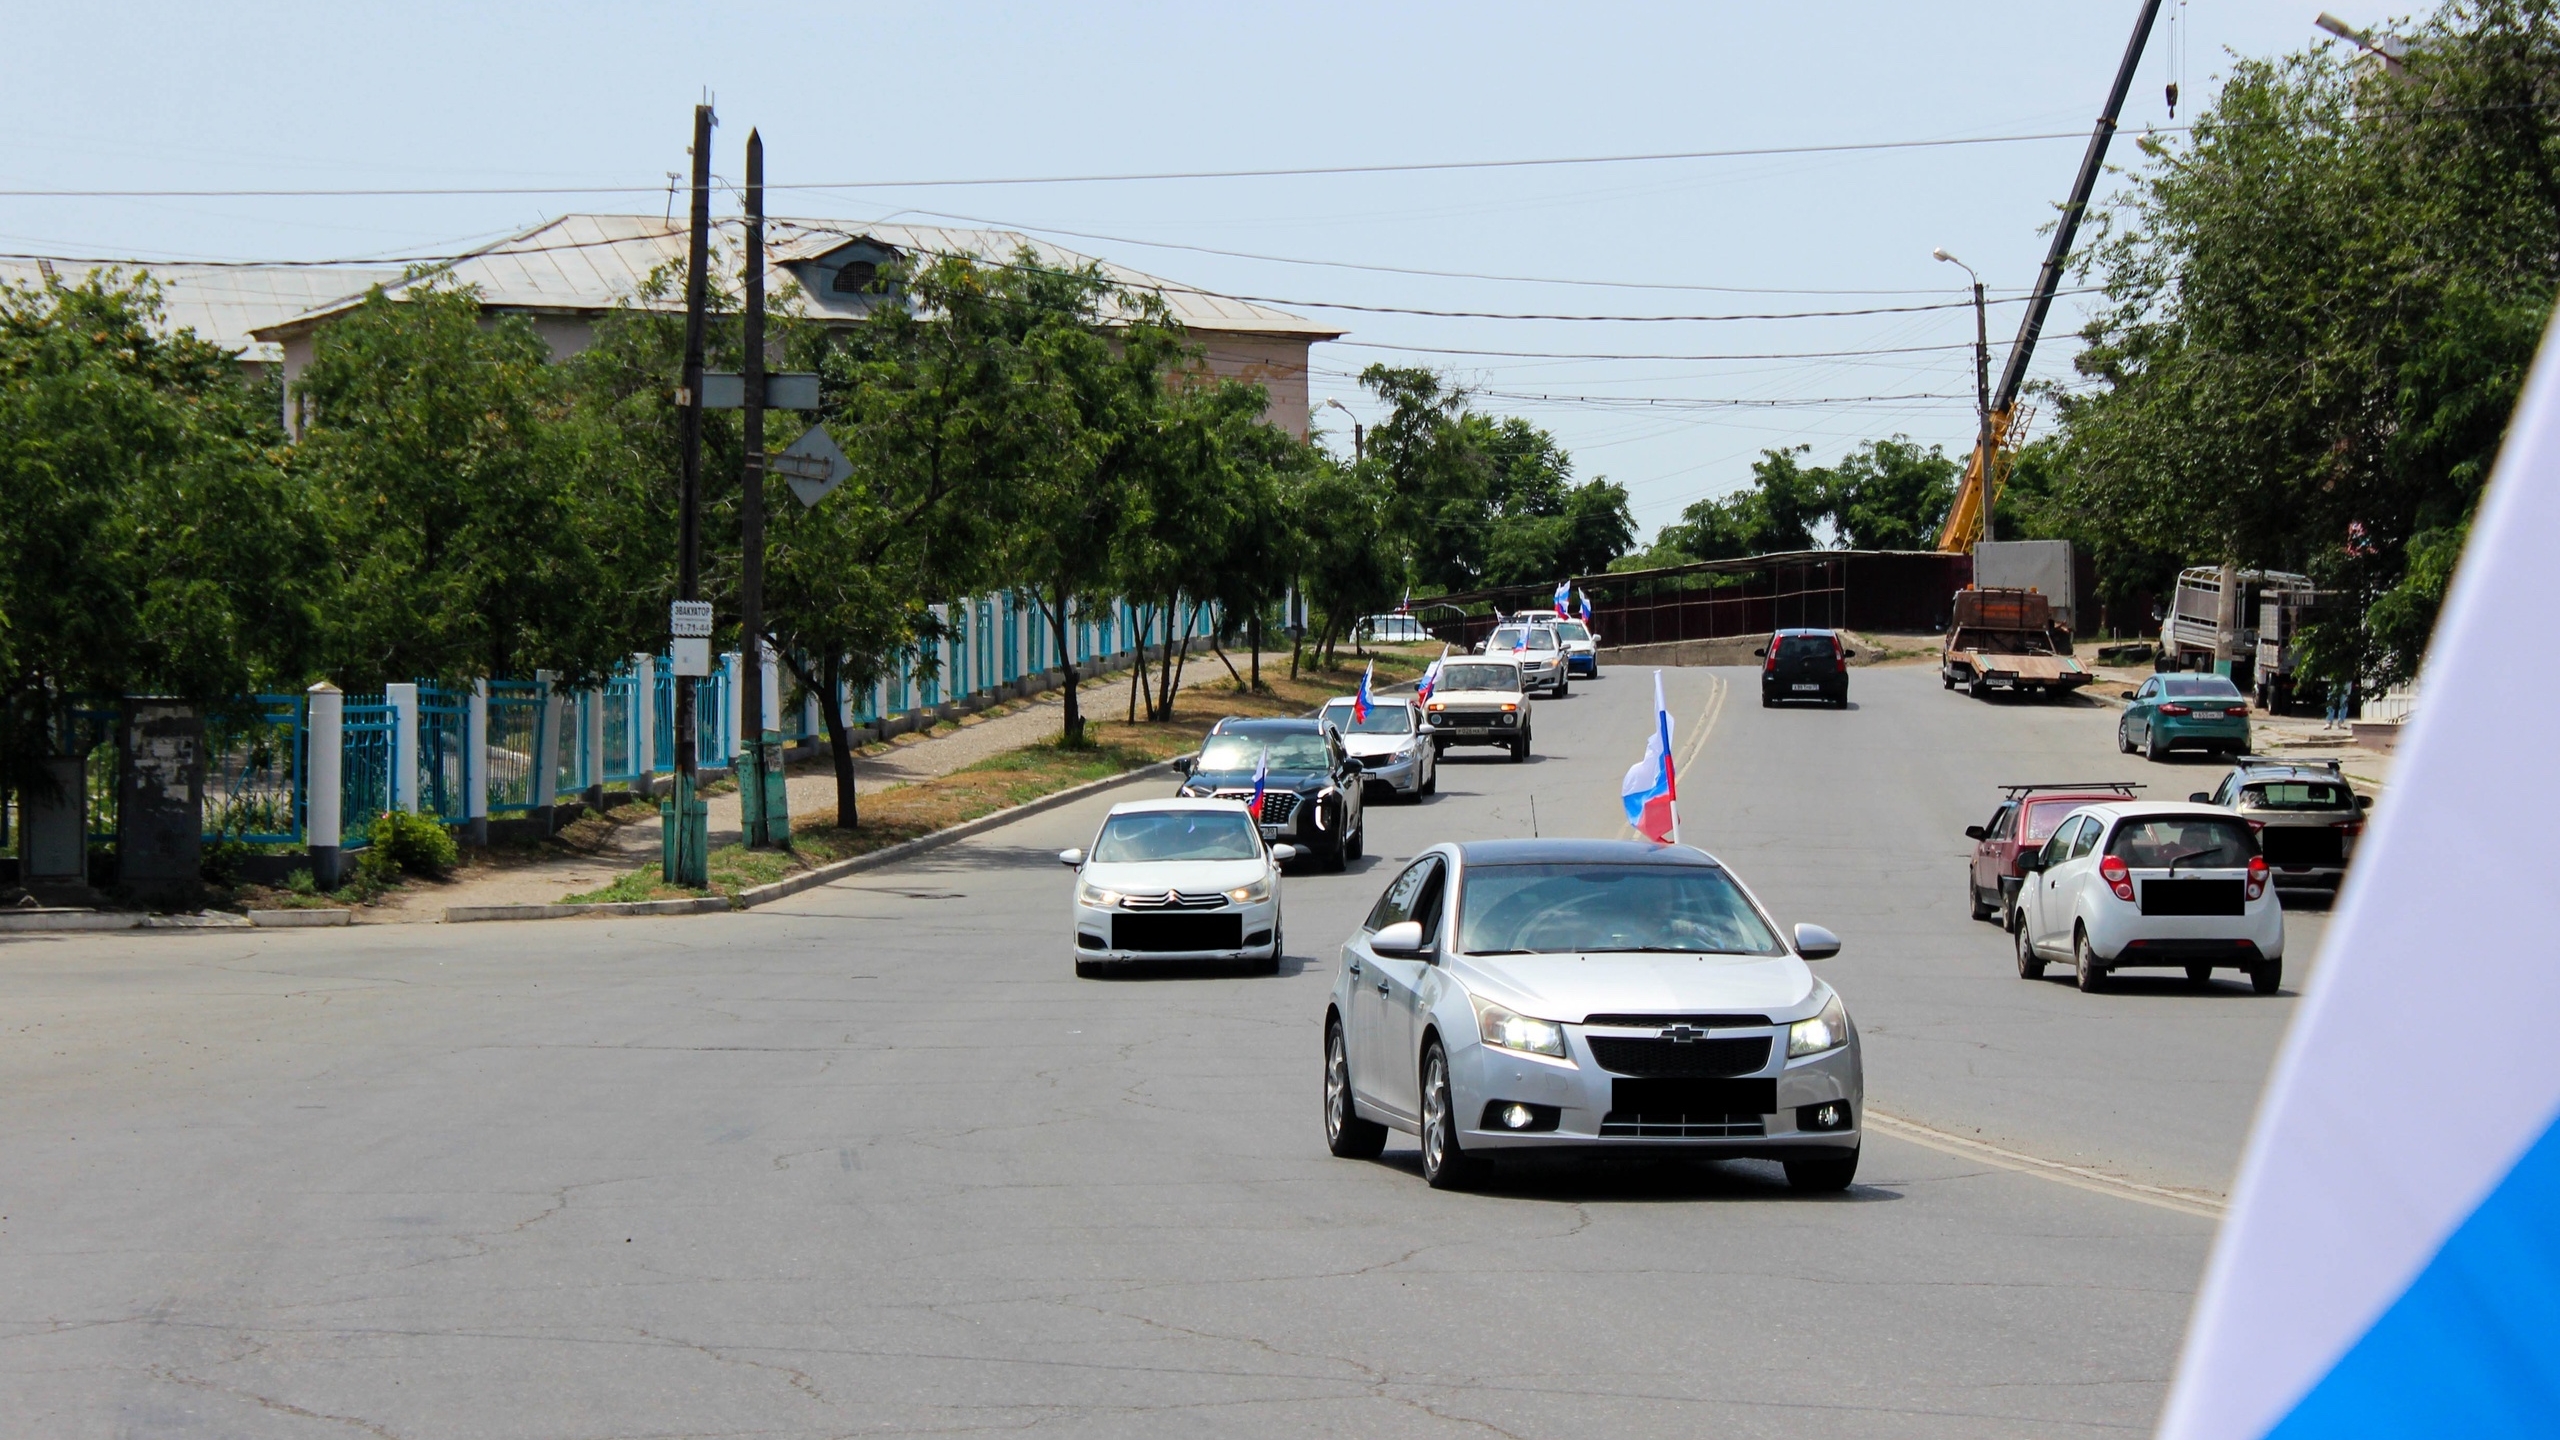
[3,1,2351,541]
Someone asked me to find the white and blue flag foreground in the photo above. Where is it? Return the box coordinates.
[2159,322,2560,1438]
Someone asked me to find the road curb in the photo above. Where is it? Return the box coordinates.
[446,896,733,924]
[0,909,144,934]
[730,759,1181,910]
[248,908,354,928]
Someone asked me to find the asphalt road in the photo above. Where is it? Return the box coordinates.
[0,660,2319,1437]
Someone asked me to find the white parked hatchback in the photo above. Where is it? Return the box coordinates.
[1060,799,1295,977]
[2011,802,2284,993]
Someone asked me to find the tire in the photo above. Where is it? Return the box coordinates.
[1941,668,1955,690]
[1322,840,1348,874]
[2145,726,2168,763]
[1419,1040,1483,1190]
[1968,676,1989,700]
[2014,917,2045,979]
[2186,963,2215,986]
[1345,819,1365,862]
[1762,693,1777,708]
[2252,959,2283,995]
[1509,737,1527,762]
[1323,1020,1388,1159]
[1969,877,1995,922]
[2073,926,2107,992]
[2117,720,2135,755]
[1784,1148,1860,1193]
[1421,763,1436,797]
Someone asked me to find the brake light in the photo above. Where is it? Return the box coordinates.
[2225,705,2250,717]
[2157,702,2193,716]
[2335,819,2363,838]
[2245,819,2265,833]
[1764,649,1777,674]
[2246,855,2269,901]
[1835,640,1849,674]
[2098,855,2135,902]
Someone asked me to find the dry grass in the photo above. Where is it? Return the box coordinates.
[560,648,1431,905]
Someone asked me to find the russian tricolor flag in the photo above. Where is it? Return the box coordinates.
[1553,580,1572,617]
[2160,312,2560,1438]
[1352,661,1373,724]
[1415,645,1445,703]
[1246,748,1269,821]
[1619,670,1676,845]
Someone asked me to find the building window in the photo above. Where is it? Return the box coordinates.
[832,260,877,295]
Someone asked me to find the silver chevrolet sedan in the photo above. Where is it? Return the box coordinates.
[1322,838,1861,1191]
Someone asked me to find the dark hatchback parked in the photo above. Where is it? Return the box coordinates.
[1172,717,1368,871]
[1758,629,1857,708]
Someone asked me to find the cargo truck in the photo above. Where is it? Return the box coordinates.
[1941,587,2093,699]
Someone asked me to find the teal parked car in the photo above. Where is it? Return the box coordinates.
[2119,673,2252,761]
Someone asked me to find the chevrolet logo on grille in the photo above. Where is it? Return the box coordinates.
[1661,1025,1710,1043]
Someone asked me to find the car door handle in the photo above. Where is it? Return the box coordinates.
[1375,980,1390,995]
[1347,961,1362,975]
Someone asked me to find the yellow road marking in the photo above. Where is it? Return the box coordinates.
[1864,1110,2227,1219]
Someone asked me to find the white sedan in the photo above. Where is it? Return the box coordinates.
[1318,696,1436,803]
[2011,802,2285,993]
[1060,799,1296,977]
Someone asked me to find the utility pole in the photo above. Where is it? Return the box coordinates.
[665,101,715,886]
[1970,277,1991,542]
[739,128,781,849]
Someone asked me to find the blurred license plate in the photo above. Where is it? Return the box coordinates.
[1792,683,1819,692]
[1260,824,1284,838]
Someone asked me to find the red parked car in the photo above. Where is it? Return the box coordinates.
[1964,782,2144,925]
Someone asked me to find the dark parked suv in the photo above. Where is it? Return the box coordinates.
[1757,628,1857,708]
[1172,717,1368,871]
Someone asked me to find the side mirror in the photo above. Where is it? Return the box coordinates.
[1370,920,1428,957]
[2189,792,2213,804]
[1843,649,1859,659]
[1792,923,1842,960]
[1964,824,1986,841]
[1752,647,1768,658]
[1171,756,1194,775]
[2356,794,2372,810]
[1269,844,1298,864]
[1057,848,1085,868]
[1340,757,1364,774]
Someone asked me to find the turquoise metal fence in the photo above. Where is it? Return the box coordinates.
[340,695,396,846]
[203,695,304,843]
[417,685,470,824]
[485,681,545,813]
[646,659,730,774]
[604,673,637,783]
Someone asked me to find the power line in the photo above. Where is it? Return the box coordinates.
[1466,390,1972,408]
[1332,339,1980,362]
[1166,286,2095,323]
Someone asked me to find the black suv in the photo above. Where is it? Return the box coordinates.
[1757,628,1856,708]
[1172,717,1368,871]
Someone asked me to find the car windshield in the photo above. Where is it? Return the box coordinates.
[1197,733,1332,772]
[2107,816,2259,868]
[2019,799,2090,843]
[2244,780,2351,810]
[2160,675,2243,700]
[1456,862,1784,956]
[1491,627,1558,652]
[1778,634,1833,659]
[1549,621,1590,642]
[1321,702,1413,735]
[1437,663,1519,693]
[1091,810,1263,863]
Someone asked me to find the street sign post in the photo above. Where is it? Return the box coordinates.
[669,599,713,677]
[777,425,854,507]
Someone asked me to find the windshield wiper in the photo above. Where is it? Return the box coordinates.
[2162,847,2213,876]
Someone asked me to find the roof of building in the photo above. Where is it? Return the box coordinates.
[0,258,400,363]
[249,213,1343,343]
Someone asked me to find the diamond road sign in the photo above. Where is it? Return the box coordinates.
[777,425,855,507]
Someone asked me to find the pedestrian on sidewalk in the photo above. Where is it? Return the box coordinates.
[2325,676,2356,730]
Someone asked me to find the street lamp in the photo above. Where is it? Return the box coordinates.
[1935,248,1995,544]
[2315,12,2407,74]
[1321,397,1364,462]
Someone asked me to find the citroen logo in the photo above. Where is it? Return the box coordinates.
[1661,1025,1708,1043]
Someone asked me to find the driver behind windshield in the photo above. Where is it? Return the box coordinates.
[1195,734,1332,772]
[1321,702,1413,735]
[1456,864,1783,956]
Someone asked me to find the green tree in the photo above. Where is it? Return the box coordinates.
[0,273,322,799]
[294,284,624,688]
[1822,437,1957,551]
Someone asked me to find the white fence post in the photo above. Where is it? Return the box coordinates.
[533,670,559,811]
[631,653,655,791]
[386,681,419,814]
[722,651,743,764]
[306,682,343,886]
[467,679,489,847]
[759,640,781,736]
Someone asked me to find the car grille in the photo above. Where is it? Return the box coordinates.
[1582,1013,1771,1028]
[2259,827,2345,866]
[1600,1078,1776,1138]
[2139,878,2246,916]
[1111,912,1244,952]
[1435,709,1508,727]
[1213,790,1298,825]
[1119,889,1229,910]
[1588,1036,1771,1078]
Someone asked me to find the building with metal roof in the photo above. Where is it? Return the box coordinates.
[0,258,399,369]
[249,214,1343,438]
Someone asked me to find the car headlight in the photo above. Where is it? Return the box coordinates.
[1076,880,1125,908]
[1226,876,1271,904]
[1470,992,1567,1058]
[1787,989,1850,1058]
